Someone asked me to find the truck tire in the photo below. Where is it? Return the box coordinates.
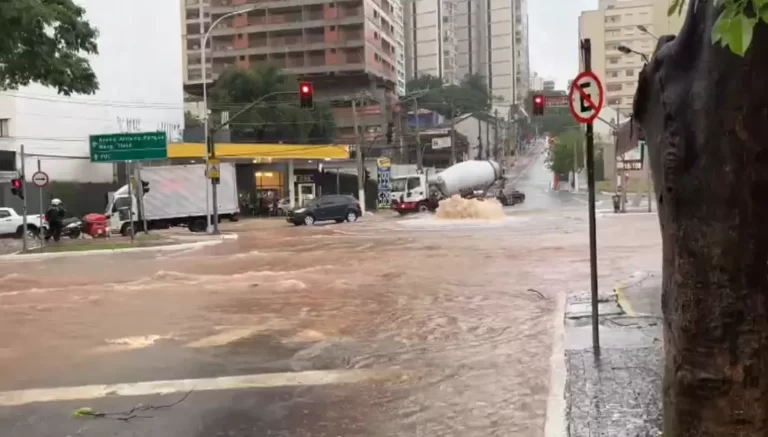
[228,214,239,222]
[417,203,430,213]
[15,225,38,239]
[120,223,133,237]
[189,218,207,233]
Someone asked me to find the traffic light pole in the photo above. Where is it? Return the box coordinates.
[205,89,298,234]
[352,98,366,214]
[582,38,600,357]
[20,144,27,253]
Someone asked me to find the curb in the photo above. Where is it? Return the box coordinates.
[544,292,567,437]
[0,233,238,261]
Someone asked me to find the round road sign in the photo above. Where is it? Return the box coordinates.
[32,171,49,188]
[568,71,604,123]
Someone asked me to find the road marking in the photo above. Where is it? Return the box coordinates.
[615,286,637,317]
[544,292,567,437]
[0,369,404,407]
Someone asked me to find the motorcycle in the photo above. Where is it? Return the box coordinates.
[59,217,83,239]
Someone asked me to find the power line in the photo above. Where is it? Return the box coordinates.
[0,92,183,109]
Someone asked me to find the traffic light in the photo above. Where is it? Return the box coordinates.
[386,123,394,144]
[10,178,23,199]
[299,81,313,109]
[141,180,150,194]
[532,94,545,116]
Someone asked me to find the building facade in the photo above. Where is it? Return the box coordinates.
[181,0,402,146]
[403,0,459,84]
[0,0,184,183]
[579,0,685,115]
[453,0,529,106]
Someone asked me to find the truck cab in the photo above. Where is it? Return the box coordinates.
[105,186,135,235]
[390,174,435,214]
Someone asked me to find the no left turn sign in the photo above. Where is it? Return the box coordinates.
[32,171,49,188]
[568,71,604,123]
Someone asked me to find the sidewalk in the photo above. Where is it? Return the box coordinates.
[564,272,663,436]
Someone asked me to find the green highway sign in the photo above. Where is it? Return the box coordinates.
[89,132,168,163]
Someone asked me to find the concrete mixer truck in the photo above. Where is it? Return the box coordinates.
[389,160,524,215]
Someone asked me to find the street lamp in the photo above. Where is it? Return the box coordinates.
[201,5,258,232]
[636,25,658,40]
[617,44,650,63]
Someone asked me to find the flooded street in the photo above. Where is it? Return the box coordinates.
[0,149,662,437]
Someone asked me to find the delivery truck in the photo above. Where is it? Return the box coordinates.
[105,163,239,235]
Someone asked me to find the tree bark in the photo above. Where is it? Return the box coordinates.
[633,2,768,436]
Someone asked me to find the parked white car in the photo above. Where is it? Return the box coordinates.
[0,207,47,238]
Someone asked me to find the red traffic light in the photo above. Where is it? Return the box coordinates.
[532,94,545,116]
[11,178,21,188]
[298,81,314,109]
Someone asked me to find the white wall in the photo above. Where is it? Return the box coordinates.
[0,0,184,183]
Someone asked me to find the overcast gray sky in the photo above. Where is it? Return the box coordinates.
[529,0,597,89]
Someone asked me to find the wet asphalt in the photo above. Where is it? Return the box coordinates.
[0,145,663,437]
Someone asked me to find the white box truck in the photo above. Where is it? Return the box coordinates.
[106,163,239,235]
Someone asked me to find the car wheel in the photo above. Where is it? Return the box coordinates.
[346,210,358,222]
[417,204,430,213]
[303,215,316,226]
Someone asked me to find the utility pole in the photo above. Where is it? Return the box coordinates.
[207,125,220,234]
[135,163,149,234]
[450,101,457,164]
[126,161,135,242]
[582,38,600,357]
[353,98,366,214]
[414,99,422,170]
[573,135,580,192]
[37,159,44,249]
[494,109,500,161]
[20,144,27,253]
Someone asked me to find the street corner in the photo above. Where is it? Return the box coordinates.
[562,281,663,437]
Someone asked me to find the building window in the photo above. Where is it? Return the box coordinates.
[626,69,634,76]
[0,119,8,137]
[609,71,619,78]
[239,55,246,61]
[607,84,622,92]
[605,15,620,23]
[607,98,621,105]
[608,57,619,64]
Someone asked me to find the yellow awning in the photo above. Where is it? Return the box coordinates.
[168,142,349,160]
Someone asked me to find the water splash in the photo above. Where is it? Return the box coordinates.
[435,195,506,220]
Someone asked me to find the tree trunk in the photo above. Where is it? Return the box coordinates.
[633,2,768,436]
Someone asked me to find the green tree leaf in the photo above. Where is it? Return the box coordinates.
[0,0,100,95]
[668,0,681,16]
[721,14,756,56]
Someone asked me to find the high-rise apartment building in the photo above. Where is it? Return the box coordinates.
[403,0,459,85]
[181,0,404,144]
[579,0,685,114]
[453,0,529,107]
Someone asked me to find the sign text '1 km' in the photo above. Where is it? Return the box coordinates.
[89,132,168,163]
[568,71,604,124]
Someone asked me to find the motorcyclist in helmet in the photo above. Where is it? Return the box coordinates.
[45,198,66,242]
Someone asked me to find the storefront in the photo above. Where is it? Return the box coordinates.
[166,142,350,214]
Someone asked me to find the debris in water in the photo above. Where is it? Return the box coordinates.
[435,195,506,220]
